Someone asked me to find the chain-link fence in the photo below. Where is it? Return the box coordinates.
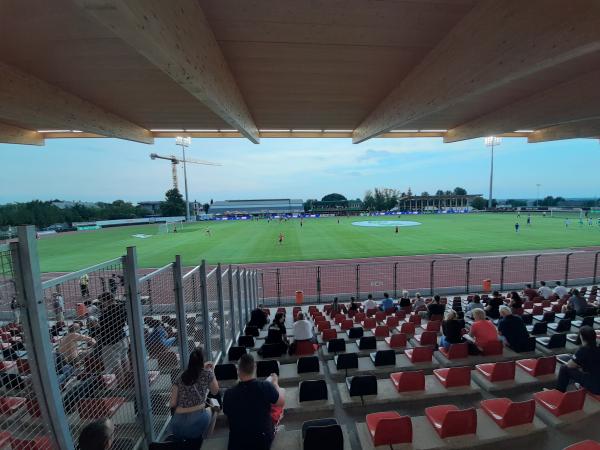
[260,250,600,305]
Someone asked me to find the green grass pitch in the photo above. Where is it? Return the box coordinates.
[36,213,600,272]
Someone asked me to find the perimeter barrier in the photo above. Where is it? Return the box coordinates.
[259,250,600,306]
[0,226,259,449]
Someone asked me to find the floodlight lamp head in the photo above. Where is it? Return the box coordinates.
[484,136,501,147]
[176,136,191,146]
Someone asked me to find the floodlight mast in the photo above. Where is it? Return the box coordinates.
[484,136,501,209]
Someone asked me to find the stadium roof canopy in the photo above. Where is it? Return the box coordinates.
[1,0,600,146]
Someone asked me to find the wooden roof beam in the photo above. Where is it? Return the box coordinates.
[444,68,600,143]
[0,122,44,146]
[528,118,600,143]
[353,0,600,144]
[77,0,260,143]
[0,62,153,144]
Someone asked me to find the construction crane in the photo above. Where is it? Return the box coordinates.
[149,153,221,191]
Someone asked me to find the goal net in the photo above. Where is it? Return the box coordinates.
[548,207,583,219]
[158,220,184,234]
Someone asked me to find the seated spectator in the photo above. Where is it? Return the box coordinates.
[58,323,96,363]
[289,312,314,355]
[553,281,569,298]
[147,323,176,349]
[363,294,377,311]
[331,297,342,315]
[538,280,553,299]
[556,326,600,394]
[267,312,287,341]
[508,291,523,313]
[398,290,411,309]
[427,295,445,319]
[485,291,504,320]
[223,354,285,450]
[440,310,464,350]
[260,313,288,356]
[563,289,587,316]
[523,284,538,301]
[497,305,529,352]
[412,293,426,312]
[379,292,396,312]
[248,305,268,329]
[55,352,75,384]
[465,295,484,318]
[349,297,360,313]
[469,309,499,350]
[169,348,219,441]
[78,418,114,450]
[98,295,129,383]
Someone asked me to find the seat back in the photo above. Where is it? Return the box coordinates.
[556,319,571,332]
[296,340,317,356]
[392,370,425,392]
[531,322,547,334]
[297,356,320,374]
[408,315,422,326]
[348,327,364,339]
[327,338,346,353]
[341,319,353,330]
[227,346,247,361]
[409,346,433,363]
[303,422,344,450]
[426,320,441,332]
[214,363,237,381]
[534,356,557,376]
[441,408,477,438]
[489,361,515,382]
[400,322,415,334]
[363,318,377,329]
[299,379,328,402]
[559,389,586,415]
[563,310,577,320]
[389,333,407,347]
[335,352,358,370]
[317,322,331,332]
[256,360,279,378]
[481,340,503,356]
[447,342,469,359]
[349,374,378,396]
[238,335,255,348]
[523,336,537,352]
[504,399,536,427]
[375,312,386,322]
[418,331,437,346]
[532,305,544,315]
[445,367,472,387]
[266,328,283,343]
[261,342,286,358]
[373,350,395,366]
[245,325,259,336]
[374,326,389,338]
[371,415,413,446]
[581,316,594,327]
[359,336,376,350]
[386,317,399,328]
[542,312,555,322]
[548,333,567,348]
[322,329,337,341]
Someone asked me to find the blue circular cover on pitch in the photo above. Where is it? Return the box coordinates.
[352,220,421,227]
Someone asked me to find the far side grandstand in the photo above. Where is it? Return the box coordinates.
[208,198,303,215]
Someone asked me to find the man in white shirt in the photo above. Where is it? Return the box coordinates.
[292,312,314,342]
[412,293,426,311]
[537,281,553,299]
[553,281,569,298]
[363,294,377,311]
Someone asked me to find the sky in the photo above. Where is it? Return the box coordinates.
[0,136,598,204]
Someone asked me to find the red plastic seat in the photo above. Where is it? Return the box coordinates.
[334,314,345,324]
[404,346,433,363]
[10,436,52,450]
[0,432,10,448]
[354,312,366,323]
[317,321,331,332]
[399,322,416,335]
[564,440,600,450]
[0,360,16,371]
[534,389,586,417]
[26,399,42,418]
[363,318,377,329]
[78,397,126,419]
[366,411,412,446]
[532,305,544,315]
[322,329,337,341]
[408,315,422,326]
[366,308,377,317]
[426,320,441,332]
[395,311,407,320]
[16,359,29,375]
[375,312,386,322]
[386,316,399,328]
[516,357,557,377]
[384,333,407,348]
[295,340,318,356]
[481,340,504,356]
[374,326,390,338]
[476,361,516,382]
[480,398,535,428]
[433,367,472,388]
[413,331,437,346]
[0,397,26,415]
[438,342,468,360]
[425,405,477,438]
[390,371,425,392]
[340,319,353,331]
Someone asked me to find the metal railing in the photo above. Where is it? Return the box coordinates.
[259,250,600,305]
[1,226,259,449]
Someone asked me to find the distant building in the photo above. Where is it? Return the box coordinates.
[138,201,162,214]
[209,199,304,215]
[51,200,97,209]
[396,190,481,211]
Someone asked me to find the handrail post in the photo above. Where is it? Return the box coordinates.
[533,255,540,288]
[355,264,360,300]
[565,253,573,286]
[216,263,227,359]
[465,258,471,294]
[500,256,507,291]
[430,260,435,296]
[276,268,281,306]
[594,252,599,284]
[236,267,243,332]
[228,265,236,340]
[393,262,398,298]
[243,269,250,320]
[173,255,189,368]
[199,260,212,360]
[316,266,321,303]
